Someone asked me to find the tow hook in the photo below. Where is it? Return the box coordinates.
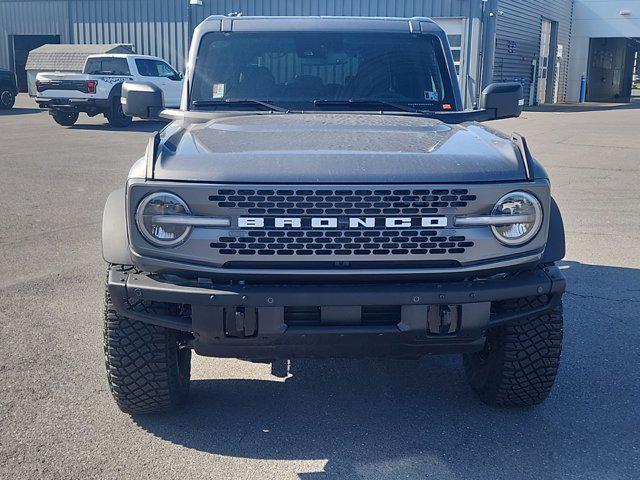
[427,305,460,336]
[224,307,258,338]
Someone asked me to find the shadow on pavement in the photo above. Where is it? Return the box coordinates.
[133,261,640,479]
[526,97,640,113]
[0,107,42,116]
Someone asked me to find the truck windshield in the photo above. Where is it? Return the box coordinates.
[191,32,456,112]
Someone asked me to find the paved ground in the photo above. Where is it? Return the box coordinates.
[1,95,638,479]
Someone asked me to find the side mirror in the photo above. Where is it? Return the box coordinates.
[480,82,524,120]
[121,81,163,119]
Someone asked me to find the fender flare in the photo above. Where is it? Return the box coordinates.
[102,189,133,265]
[107,82,124,101]
[105,82,127,113]
[542,197,566,263]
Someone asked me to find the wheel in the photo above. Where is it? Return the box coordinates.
[104,283,191,414]
[52,110,79,126]
[0,89,15,110]
[105,97,133,127]
[463,296,563,408]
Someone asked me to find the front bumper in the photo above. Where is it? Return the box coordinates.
[107,265,565,359]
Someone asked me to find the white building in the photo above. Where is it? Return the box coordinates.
[568,0,640,102]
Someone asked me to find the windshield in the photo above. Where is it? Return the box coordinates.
[191,32,456,112]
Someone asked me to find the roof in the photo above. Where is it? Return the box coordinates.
[85,53,160,60]
[205,15,436,23]
[196,15,443,35]
[25,44,134,71]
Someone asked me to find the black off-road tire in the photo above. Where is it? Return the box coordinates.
[52,110,79,126]
[104,285,191,414]
[105,97,133,127]
[463,296,563,408]
[0,89,15,109]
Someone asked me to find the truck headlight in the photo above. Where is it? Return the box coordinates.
[491,191,543,246]
[136,192,192,247]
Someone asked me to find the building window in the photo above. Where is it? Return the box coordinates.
[447,34,463,74]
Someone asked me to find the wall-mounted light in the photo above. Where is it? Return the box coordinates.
[619,10,632,16]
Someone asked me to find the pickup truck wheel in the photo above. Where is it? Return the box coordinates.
[463,296,563,408]
[105,97,133,127]
[0,89,15,109]
[104,285,191,414]
[52,110,79,126]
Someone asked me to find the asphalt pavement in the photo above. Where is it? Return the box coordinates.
[1,95,638,479]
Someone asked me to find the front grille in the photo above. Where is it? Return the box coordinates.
[207,187,478,258]
[209,188,477,216]
[211,230,474,256]
[131,181,548,271]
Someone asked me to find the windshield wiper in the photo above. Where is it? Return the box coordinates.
[314,99,427,114]
[192,99,290,113]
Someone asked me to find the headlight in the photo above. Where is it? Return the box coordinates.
[491,191,543,246]
[136,192,192,247]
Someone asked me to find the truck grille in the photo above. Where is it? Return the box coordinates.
[209,188,477,216]
[206,186,479,258]
[210,230,474,256]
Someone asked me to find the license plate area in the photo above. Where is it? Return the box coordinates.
[284,305,403,327]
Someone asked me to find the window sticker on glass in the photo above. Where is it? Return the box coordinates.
[212,83,225,99]
[424,90,439,101]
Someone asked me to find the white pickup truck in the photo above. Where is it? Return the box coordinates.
[35,54,183,127]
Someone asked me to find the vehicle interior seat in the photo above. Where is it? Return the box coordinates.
[284,75,325,99]
[346,54,394,98]
[232,66,276,99]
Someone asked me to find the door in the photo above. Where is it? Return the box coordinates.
[536,19,552,104]
[10,34,61,92]
[587,38,637,102]
[433,18,469,106]
[433,18,467,92]
[134,58,183,107]
[433,18,466,78]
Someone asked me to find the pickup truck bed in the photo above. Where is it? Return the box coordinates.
[35,54,182,127]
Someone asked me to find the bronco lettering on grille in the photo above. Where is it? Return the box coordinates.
[238,217,448,229]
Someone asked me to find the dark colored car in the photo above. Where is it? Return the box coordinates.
[0,68,18,110]
[103,16,566,414]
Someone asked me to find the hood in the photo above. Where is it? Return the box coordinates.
[153,113,526,183]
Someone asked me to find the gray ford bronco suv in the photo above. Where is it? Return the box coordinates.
[103,15,566,414]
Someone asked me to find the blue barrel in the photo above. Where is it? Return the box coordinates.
[579,75,587,102]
